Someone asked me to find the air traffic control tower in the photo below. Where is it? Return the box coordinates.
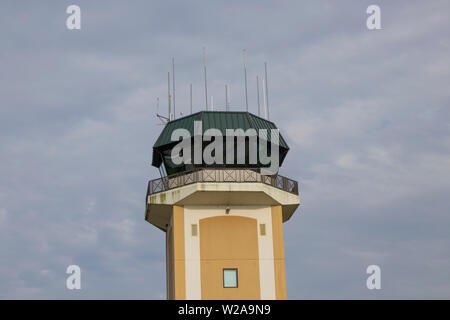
[145,111,300,299]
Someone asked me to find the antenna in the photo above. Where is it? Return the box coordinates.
[190,83,193,114]
[243,49,249,112]
[168,72,172,120]
[262,77,267,119]
[256,76,260,116]
[203,47,208,110]
[156,96,169,123]
[229,86,231,110]
[211,96,214,111]
[264,62,269,120]
[225,84,229,111]
[172,57,176,119]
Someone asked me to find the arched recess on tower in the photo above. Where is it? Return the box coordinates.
[199,215,261,300]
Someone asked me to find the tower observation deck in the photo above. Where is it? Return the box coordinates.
[145,110,300,300]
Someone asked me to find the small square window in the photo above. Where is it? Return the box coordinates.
[191,224,198,236]
[260,223,266,236]
[223,269,238,288]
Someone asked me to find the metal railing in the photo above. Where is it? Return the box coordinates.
[146,168,299,197]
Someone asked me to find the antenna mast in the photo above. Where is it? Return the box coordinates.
[262,77,267,119]
[156,96,160,117]
[264,62,269,120]
[243,49,249,112]
[190,84,193,114]
[156,96,169,123]
[168,72,172,120]
[172,57,176,119]
[225,84,229,111]
[256,76,260,116]
[203,47,208,111]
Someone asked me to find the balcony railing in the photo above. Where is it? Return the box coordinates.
[146,168,299,197]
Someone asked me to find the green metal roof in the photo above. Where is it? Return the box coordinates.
[154,112,201,148]
[152,111,289,169]
[154,111,288,148]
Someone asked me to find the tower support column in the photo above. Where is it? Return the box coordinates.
[271,205,287,300]
[167,205,185,300]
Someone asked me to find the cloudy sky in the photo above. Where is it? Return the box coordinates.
[0,1,449,299]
